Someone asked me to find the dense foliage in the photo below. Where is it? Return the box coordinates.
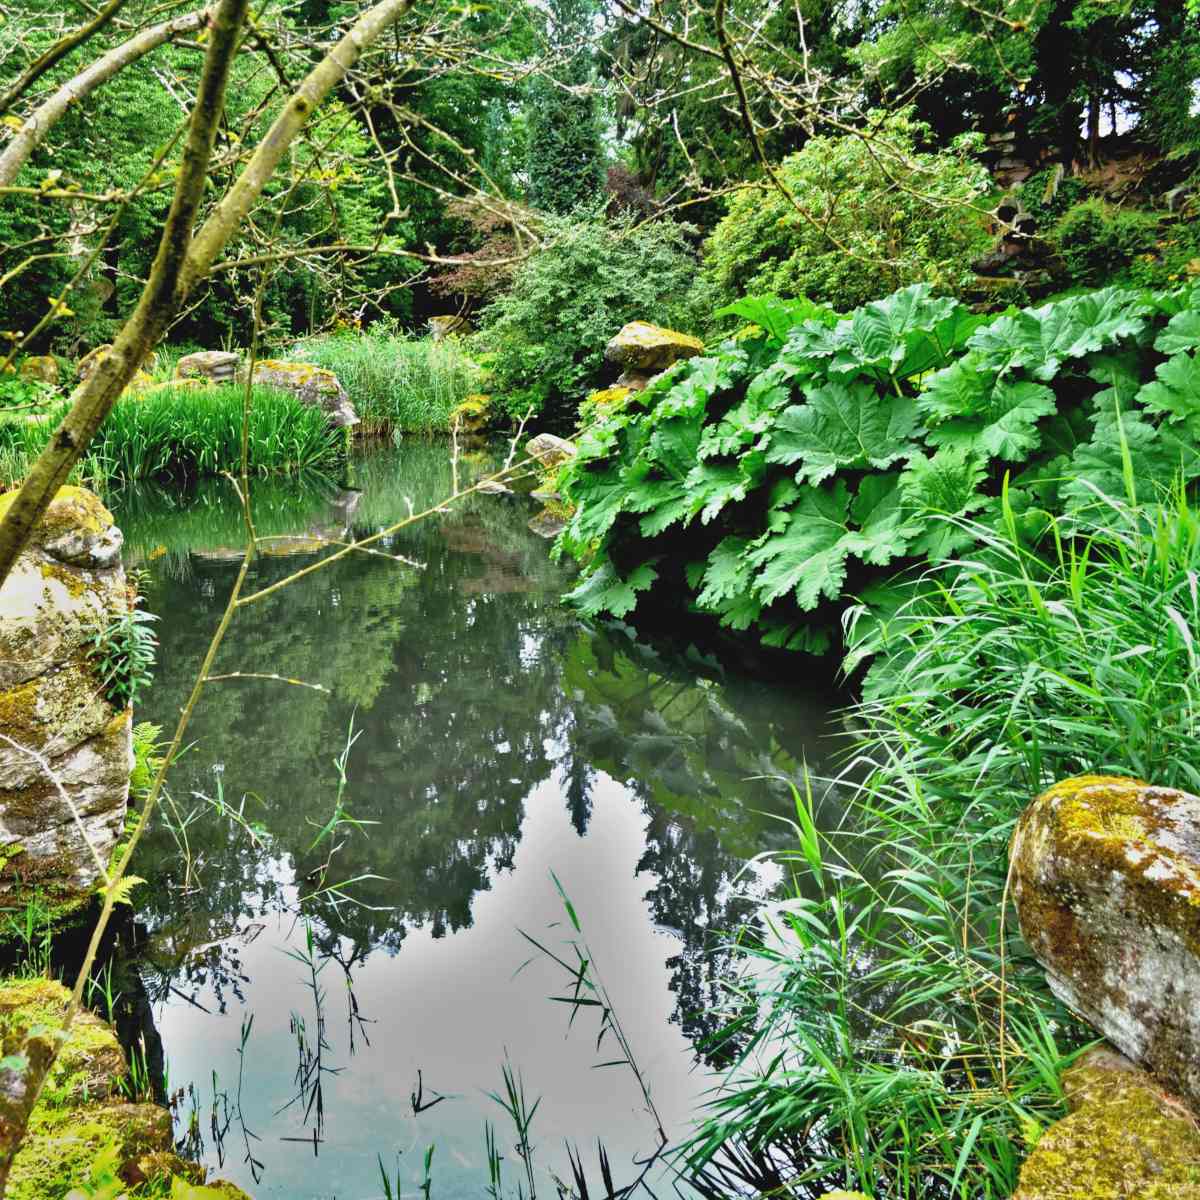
[525,0,605,215]
[703,114,993,311]
[688,493,1200,1197]
[557,282,1200,656]
[475,217,702,426]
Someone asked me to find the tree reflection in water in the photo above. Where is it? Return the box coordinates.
[113,441,844,1197]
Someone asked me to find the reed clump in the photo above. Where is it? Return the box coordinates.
[0,384,341,488]
[684,489,1200,1199]
[290,331,480,435]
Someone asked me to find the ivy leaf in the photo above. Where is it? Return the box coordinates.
[765,379,917,483]
[567,560,659,618]
[1154,308,1200,356]
[1137,351,1200,432]
[924,378,1057,461]
[900,447,989,561]
[748,481,853,610]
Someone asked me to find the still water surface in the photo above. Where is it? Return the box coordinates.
[111,441,841,1199]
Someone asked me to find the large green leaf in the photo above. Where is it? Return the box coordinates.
[567,560,660,618]
[828,284,959,375]
[968,288,1151,380]
[1155,308,1200,356]
[696,536,761,629]
[924,378,1057,461]
[765,379,917,483]
[748,481,854,609]
[714,294,833,344]
[846,473,917,566]
[1137,351,1200,433]
[900,447,988,560]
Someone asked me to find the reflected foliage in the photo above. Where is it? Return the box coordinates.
[118,442,840,1059]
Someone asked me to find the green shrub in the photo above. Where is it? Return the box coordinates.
[476,216,702,427]
[556,283,1200,657]
[1050,199,1161,288]
[702,112,992,312]
[686,492,1200,1197]
[0,385,341,486]
[289,330,480,434]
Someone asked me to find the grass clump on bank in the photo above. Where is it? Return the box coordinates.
[685,490,1200,1199]
[290,330,481,435]
[0,384,341,489]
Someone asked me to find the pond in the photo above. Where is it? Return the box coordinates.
[108,440,844,1199]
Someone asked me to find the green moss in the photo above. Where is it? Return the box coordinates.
[11,1101,171,1200]
[0,979,124,1107]
[0,486,113,539]
[1013,1056,1200,1198]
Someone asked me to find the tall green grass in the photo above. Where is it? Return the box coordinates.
[684,490,1200,1199]
[0,385,341,488]
[290,331,480,435]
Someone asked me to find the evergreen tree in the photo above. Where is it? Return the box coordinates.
[525,0,605,214]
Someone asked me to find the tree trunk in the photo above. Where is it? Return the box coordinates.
[0,0,416,590]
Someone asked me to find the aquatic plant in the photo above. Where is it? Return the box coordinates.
[0,385,341,488]
[557,282,1200,659]
[683,488,1200,1198]
[289,331,480,435]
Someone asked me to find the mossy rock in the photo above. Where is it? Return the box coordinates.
[1012,1047,1200,1199]
[0,979,242,1199]
[0,978,125,1104]
[450,393,492,434]
[603,321,704,372]
[1011,775,1200,1108]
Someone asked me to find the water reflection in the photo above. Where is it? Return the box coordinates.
[113,443,843,1198]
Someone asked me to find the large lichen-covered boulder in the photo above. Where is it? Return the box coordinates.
[0,486,132,906]
[1011,774,1200,1108]
[176,349,240,383]
[1012,1046,1200,1199]
[250,359,358,428]
[604,321,703,373]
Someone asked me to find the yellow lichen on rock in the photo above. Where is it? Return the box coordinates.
[450,393,492,434]
[1012,1047,1200,1199]
[604,321,704,372]
[1011,774,1200,1109]
[580,386,632,425]
[0,486,114,539]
